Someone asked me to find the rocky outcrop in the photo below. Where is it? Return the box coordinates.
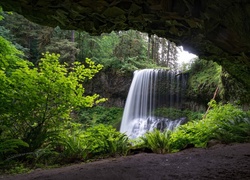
[84,69,133,107]
[1,0,250,92]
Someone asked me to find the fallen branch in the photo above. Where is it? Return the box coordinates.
[203,86,219,119]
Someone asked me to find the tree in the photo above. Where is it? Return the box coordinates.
[45,38,79,64]
[0,9,178,72]
[114,30,147,61]
[0,37,106,151]
[0,12,49,63]
[148,34,178,70]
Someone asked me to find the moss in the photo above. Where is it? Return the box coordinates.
[186,59,222,105]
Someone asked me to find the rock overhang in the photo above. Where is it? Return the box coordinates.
[0,0,250,91]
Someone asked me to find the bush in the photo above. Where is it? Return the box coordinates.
[207,103,250,143]
[52,124,129,164]
[82,124,129,158]
[0,49,105,151]
[169,102,250,152]
[55,131,88,164]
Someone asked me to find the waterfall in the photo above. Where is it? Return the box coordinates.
[120,69,187,139]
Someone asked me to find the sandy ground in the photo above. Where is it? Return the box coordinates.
[1,143,250,180]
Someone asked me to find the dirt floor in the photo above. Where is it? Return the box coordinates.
[1,143,250,180]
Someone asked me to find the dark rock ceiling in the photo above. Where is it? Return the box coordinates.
[1,0,250,91]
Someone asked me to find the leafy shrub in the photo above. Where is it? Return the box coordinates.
[82,124,129,158]
[51,124,129,163]
[0,49,105,151]
[55,131,88,164]
[207,103,250,143]
[169,120,212,151]
[31,147,59,166]
[141,129,172,154]
[169,102,250,152]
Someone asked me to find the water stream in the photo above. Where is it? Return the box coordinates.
[120,69,187,139]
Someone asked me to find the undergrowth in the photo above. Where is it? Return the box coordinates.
[135,101,250,153]
[169,101,250,152]
[78,106,123,130]
[153,107,203,120]
[1,102,249,174]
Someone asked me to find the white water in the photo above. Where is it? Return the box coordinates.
[120,69,187,139]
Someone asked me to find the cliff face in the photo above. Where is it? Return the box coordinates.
[1,0,250,91]
[84,69,133,108]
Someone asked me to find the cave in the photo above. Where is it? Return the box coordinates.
[1,0,250,92]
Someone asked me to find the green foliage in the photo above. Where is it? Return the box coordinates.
[169,102,250,152]
[0,6,3,20]
[45,38,79,63]
[0,26,27,53]
[220,69,250,105]
[207,99,217,108]
[0,38,105,152]
[205,102,250,143]
[1,162,31,174]
[82,124,129,158]
[31,147,59,166]
[187,59,222,104]
[78,106,123,129]
[55,130,88,163]
[153,107,203,121]
[169,120,211,151]
[0,139,29,162]
[77,30,161,72]
[48,124,129,164]
[0,138,30,174]
[0,35,26,70]
[0,12,46,62]
[0,34,131,173]
[140,129,172,154]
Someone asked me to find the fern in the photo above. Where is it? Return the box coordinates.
[169,102,250,152]
[0,139,29,160]
[141,129,172,154]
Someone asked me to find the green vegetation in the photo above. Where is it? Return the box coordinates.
[0,12,179,72]
[78,106,123,130]
[51,124,129,164]
[138,101,250,153]
[0,36,112,173]
[1,9,250,176]
[187,59,223,105]
[141,129,172,154]
[153,107,203,120]
[0,38,105,151]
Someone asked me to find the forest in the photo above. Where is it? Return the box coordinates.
[0,9,250,174]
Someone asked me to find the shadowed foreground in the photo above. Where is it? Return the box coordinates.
[2,143,250,180]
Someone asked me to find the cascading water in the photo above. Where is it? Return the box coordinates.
[120,69,187,139]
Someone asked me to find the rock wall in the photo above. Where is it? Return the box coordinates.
[84,69,133,108]
[86,67,249,112]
